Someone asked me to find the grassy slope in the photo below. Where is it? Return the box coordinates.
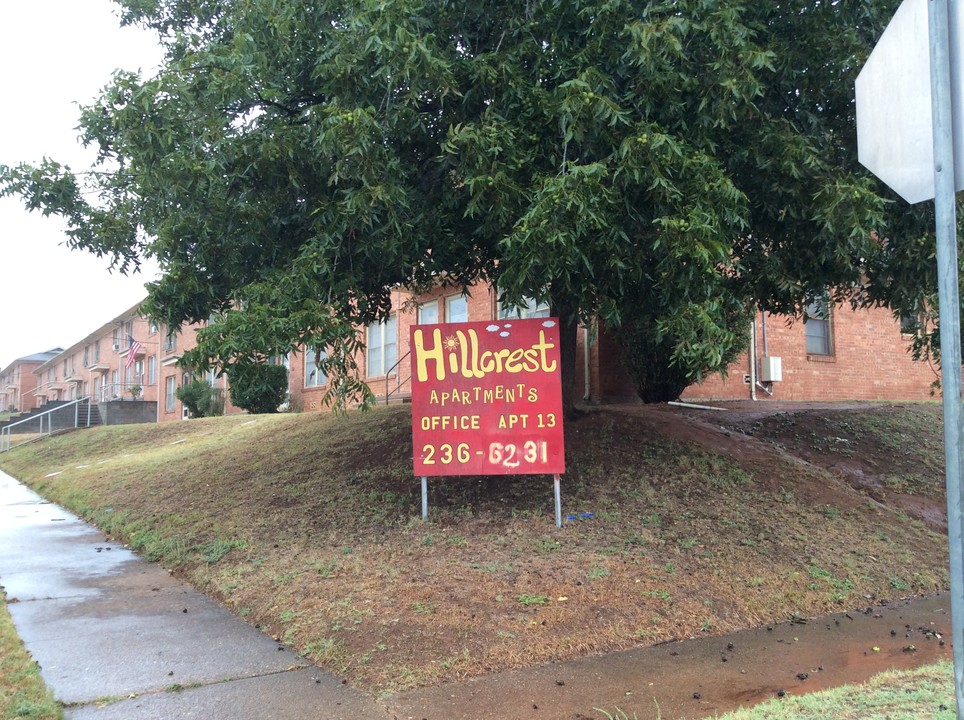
[0,404,950,693]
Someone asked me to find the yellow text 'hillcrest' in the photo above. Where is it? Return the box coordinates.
[413,328,558,383]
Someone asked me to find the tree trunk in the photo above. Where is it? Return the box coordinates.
[550,291,582,420]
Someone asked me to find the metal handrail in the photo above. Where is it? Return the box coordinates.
[98,381,153,403]
[0,396,95,452]
[384,349,412,404]
[28,380,66,398]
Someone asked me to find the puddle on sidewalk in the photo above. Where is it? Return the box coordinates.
[388,594,953,720]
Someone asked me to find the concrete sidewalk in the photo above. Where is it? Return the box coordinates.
[0,471,386,720]
[1,469,955,720]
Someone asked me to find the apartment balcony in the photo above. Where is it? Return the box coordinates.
[85,360,110,373]
[122,347,146,365]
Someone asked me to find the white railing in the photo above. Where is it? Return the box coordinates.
[0,397,96,453]
[97,382,151,403]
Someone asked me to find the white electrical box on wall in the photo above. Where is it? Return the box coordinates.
[760,356,783,383]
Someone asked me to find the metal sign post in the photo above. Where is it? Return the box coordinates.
[553,474,562,529]
[929,3,964,712]
[421,476,429,520]
[859,2,964,713]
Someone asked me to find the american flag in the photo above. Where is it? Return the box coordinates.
[125,335,142,369]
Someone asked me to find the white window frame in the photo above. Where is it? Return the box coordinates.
[165,376,176,411]
[499,296,551,320]
[366,315,398,377]
[805,297,833,356]
[445,295,468,324]
[305,348,327,387]
[418,301,439,325]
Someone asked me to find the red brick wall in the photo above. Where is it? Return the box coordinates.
[681,303,939,402]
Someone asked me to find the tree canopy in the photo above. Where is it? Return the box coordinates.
[1,0,944,408]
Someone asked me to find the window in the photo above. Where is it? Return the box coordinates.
[805,298,833,355]
[133,359,144,386]
[206,368,218,387]
[418,301,439,325]
[148,357,156,386]
[149,321,159,335]
[165,376,176,411]
[500,296,550,319]
[445,295,468,323]
[900,313,923,335]
[305,348,327,387]
[163,332,177,352]
[367,316,397,377]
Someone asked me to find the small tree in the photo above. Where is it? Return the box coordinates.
[226,363,288,415]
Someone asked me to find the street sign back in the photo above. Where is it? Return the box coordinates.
[855,0,964,203]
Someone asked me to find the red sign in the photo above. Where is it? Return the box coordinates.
[410,318,565,476]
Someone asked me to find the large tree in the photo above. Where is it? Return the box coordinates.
[1,0,940,411]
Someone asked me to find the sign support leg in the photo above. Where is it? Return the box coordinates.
[421,476,429,520]
[554,474,562,529]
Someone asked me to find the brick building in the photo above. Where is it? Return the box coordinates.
[27,302,239,424]
[0,349,63,413]
[10,282,942,424]
[32,304,152,406]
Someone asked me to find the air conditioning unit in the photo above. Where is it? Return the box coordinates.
[112,343,121,352]
[760,356,783,383]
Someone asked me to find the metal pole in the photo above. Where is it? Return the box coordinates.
[554,474,562,528]
[421,476,428,520]
[929,1,964,715]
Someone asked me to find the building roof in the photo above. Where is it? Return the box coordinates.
[12,349,64,365]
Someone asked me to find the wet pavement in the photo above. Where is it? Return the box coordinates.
[0,472,381,720]
[0,469,954,720]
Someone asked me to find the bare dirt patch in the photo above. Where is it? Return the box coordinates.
[0,402,950,695]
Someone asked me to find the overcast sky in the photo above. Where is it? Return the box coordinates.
[0,1,164,369]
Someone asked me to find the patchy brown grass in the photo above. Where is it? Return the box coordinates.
[0,402,950,694]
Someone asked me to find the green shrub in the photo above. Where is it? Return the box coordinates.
[175,380,224,418]
[226,363,289,414]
